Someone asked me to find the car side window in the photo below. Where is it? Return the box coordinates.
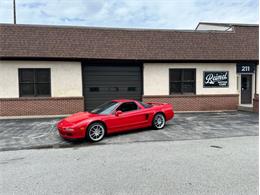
[116,102,138,112]
[138,101,153,108]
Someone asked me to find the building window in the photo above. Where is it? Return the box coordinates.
[169,69,196,94]
[19,69,51,97]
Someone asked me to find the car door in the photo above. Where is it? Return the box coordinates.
[106,102,148,132]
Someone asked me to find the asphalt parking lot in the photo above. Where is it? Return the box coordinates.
[0,111,258,151]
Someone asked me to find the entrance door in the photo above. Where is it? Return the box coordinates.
[241,74,252,104]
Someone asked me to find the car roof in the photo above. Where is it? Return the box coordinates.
[112,99,137,103]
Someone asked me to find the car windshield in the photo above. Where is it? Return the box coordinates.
[90,101,120,115]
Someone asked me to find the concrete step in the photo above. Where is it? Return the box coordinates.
[238,106,253,112]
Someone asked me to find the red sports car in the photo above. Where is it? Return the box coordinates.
[57,99,174,142]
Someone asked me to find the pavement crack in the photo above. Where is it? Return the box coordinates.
[210,145,223,149]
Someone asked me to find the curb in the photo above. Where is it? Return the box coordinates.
[1,135,258,152]
[0,115,69,120]
[0,143,77,152]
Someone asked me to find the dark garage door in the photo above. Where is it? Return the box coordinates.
[82,63,142,111]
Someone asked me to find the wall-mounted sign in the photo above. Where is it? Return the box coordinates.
[237,63,255,73]
[203,71,229,87]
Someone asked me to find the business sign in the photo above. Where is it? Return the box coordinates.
[237,63,255,73]
[204,71,229,87]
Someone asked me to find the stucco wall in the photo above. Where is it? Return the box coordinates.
[0,60,82,98]
[143,63,238,95]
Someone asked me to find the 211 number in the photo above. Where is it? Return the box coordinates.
[241,66,250,72]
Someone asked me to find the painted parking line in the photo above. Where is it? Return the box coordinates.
[31,134,48,139]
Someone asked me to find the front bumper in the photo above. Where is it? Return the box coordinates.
[57,126,86,139]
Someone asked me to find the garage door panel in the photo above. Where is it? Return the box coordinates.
[85,76,141,82]
[83,64,142,111]
[87,96,141,100]
[85,66,139,71]
[87,95,141,100]
[86,94,142,100]
[86,81,141,85]
[87,93,142,98]
[85,70,140,74]
[88,88,142,93]
[85,82,141,86]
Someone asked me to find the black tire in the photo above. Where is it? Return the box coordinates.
[152,113,166,130]
[86,122,106,142]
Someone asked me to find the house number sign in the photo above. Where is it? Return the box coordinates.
[236,63,256,73]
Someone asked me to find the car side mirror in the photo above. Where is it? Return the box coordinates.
[115,110,122,116]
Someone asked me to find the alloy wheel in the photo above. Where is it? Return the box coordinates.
[153,114,165,129]
[88,124,105,142]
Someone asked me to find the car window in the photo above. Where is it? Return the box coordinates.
[116,102,138,112]
[138,101,153,108]
[91,101,120,114]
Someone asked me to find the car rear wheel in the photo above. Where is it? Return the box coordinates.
[152,113,166,129]
[86,122,105,142]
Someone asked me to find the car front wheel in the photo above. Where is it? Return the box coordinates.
[86,122,105,142]
[152,113,166,129]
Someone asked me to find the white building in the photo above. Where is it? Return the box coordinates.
[0,22,258,116]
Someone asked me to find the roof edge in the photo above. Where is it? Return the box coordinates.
[0,23,200,32]
[196,22,259,29]
[1,22,256,33]
[0,56,259,63]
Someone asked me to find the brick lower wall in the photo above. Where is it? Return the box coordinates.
[143,94,239,111]
[253,94,259,113]
[0,97,84,116]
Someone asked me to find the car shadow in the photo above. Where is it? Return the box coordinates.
[60,137,86,145]
[61,126,160,145]
[61,124,173,147]
[106,127,154,138]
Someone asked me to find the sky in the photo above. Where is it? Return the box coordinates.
[0,0,258,29]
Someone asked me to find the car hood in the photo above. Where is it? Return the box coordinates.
[61,112,100,125]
